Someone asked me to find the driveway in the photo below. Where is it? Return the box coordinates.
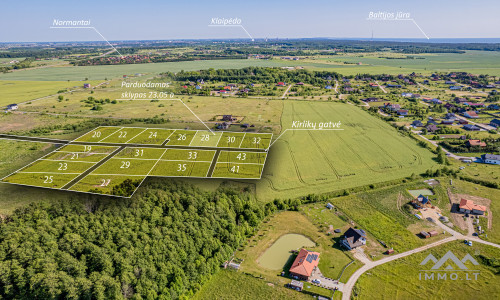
[309,267,344,291]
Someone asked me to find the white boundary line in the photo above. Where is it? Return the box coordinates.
[238,133,247,148]
[128,148,169,198]
[98,127,125,142]
[125,128,148,143]
[115,99,215,134]
[39,159,97,164]
[17,172,82,175]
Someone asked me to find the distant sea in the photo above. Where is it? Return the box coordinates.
[324,38,500,44]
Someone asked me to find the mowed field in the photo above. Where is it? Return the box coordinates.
[256,101,437,200]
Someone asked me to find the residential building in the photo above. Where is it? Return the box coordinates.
[341,227,367,250]
[459,198,486,215]
[481,154,500,165]
[466,140,486,147]
[289,249,320,280]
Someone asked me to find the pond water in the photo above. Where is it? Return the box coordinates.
[408,189,434,198]
[258,233,315,270]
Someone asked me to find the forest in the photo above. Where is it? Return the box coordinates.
[0,180,268,299]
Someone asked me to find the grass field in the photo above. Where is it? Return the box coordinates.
[193,270,313,300]
[162,149,215,162]
[3,172,79,189]
[114,147,166,159]
[217,151,268,164]
[354,241,500,300]
[255,101,437,201]
[17,159,96,174]
[43,151,109,163]
[150,160,211,177]
[74,126,123,143]
[212,162,264,179]
[217,132,246,148]
[126,128,175,145]
[0,80,100,107]
[92,158,158,176]
[99,127,147,143]
[165,130,197,146]
[69,174,146,196]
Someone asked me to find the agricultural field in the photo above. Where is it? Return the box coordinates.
[0,80,101,107]
[256,101,438,201]
[353,241,500,300]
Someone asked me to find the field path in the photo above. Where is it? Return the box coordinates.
[281,84,293,99]
[375,81,387,93]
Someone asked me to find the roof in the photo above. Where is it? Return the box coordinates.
[483,154,500,161]
[343,227,366,248]
[467,140,486,147]
[417,194,429,204]
[459,198,486,212]
[465,111,478,117]
[289,249,320,277]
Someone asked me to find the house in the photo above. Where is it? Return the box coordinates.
[401,92,413,97]
[277,82,286,87]
[385,248,395,255]
[288,280,303,292]
[490,119,500,128]
[458,119,468,125]
[445,113,456,119]
[481,154,500,165]
[450,85,463,90]
[325,85,332,89]
[441,120,454,125]
[412,194,431,208]
[216,122,230,130]
[6,104,18,111]
[296,82,304,86]
[386,84,401,88]
[487,104,500,110]
[462,124,480,131]
[326,203,334,209]
[464,111,479,119]
[384,103,401,111]
[397,109,408,116]
[459,198,486,215]
[364,97,379,102]
[454,97,467,104]
[426,124,439,133]
[83,83,91,88]
[222,115,236,122]
[431,98,442,104]
[288,249,320,280]
[341,227,367,250]
[412,120,424,127]
[466,140,486,147]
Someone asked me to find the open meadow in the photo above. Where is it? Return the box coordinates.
[354,241,500,300]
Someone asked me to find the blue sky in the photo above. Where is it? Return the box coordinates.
[1,0,499,42]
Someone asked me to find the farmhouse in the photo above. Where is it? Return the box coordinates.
[288,249,320,281]
[466,140,486,147]
[341,227,367,250]
[464,111,479,119]
[459,198,486,215]
[481,154,500,165]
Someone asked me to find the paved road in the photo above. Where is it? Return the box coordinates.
[418,134,474,161]
[281,84,293,99]
[342,217,500,300]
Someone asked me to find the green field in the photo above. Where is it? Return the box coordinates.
[99,127,147,143]
[57,144,118,154]
[43,151,109,163]
[150,160,211,177]
[217,132,246,148]
[74,126,123,143]
[126,128,174,145]
[218,151,268,164]
[162,149,215,162]
[354,241,500,300]
[18,159,95,174]
[239,133,273,149]
[91,158,158,176]
[255,101,437,201]
[114,147,166,159]
[0,80,100,107]
[189,131,223,147]
[165,130,197,146]
[212,162,264,179]
[3,172,78,189]
[69,174,145,196]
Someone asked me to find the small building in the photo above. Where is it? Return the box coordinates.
[490,119,500,128]
[222,115,236,122]
[426,124,439,133]
[326,203,334,209]
[289,249,320,281]
[341,227,367,250]
[385,248,394,255]
[397,109,408,116]
[428,230,439,237]
[289,280,303,291]
[412,194,431,208]
[459,198,486,215]
[420,231,430,238]
[412,120,424,127]
[277,82,286,87]
[83,83,91,88]
[481,154,500,165]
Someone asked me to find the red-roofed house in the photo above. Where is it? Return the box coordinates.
[289,249,320,280]
[466,140,487,147]
[459,198,486,215]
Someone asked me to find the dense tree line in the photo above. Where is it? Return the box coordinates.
[0,181,269,299]
[160,67,341,85]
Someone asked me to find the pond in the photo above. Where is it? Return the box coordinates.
[408,189,434,198]
[257,233,316,270]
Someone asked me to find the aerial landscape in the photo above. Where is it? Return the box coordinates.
[0,1,499,299]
